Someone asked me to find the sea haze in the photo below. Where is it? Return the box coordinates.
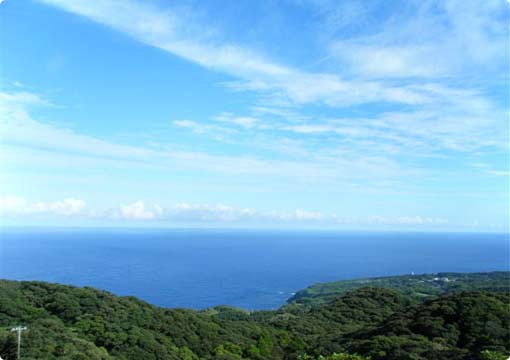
[0,228,508,310]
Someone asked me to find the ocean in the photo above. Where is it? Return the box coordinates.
[0,228,508,310]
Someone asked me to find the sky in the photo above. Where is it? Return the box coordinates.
[0,0,508,231]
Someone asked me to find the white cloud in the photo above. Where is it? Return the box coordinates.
[168,204,334,223]
[367,215,448,226]
[109,201,163,220]
[109,202,331,223]
[169,202,258,222]
[0,196,27,215]
[0,196,87,217]
[275,209,326,222]
[0,195,453,227]
[332,44,444,78]
[30,198,87,216]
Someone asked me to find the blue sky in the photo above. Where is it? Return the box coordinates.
[0,0,508,231]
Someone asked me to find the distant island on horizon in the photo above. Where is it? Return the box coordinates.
[1,271,509,359]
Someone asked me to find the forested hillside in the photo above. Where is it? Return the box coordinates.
[287,272,510,306]
[0,272,508,360]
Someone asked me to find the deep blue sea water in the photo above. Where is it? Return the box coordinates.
[0,228,508,310]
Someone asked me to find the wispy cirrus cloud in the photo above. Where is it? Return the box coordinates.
[36,0,448,108]
[212,113,260,129]
[308,0,508,79]
[173,119,237,138]
[0,90,412,185]
[35,0,508,155]
[174,88,508,157]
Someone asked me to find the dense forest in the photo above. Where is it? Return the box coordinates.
[0,272,508,360]
[287,271,510,306]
